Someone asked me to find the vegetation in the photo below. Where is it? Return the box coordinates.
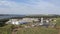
[51,18,60,27]
[17,27,58,34]
[0,25,12,34]
[0,19,9,27]
[0,17,60,34]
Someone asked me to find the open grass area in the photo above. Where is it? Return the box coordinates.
[0,25,59,34]
[17,27,58,34]
[0,25,12,34]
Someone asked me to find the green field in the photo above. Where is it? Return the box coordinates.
[0,25,12,34]
[17,27,58,34]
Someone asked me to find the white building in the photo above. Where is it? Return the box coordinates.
[6,19,20,25]
[6,18,39,25]
[22,18,39,22]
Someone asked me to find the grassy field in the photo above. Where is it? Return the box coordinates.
[0,25,59,34]
[17,27,58,34]
[0,25,12,34]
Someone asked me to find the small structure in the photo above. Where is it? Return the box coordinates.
[6,19,28,25]
[22,18,39,22]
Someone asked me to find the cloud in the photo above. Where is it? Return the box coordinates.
[43,0,60,6]
[0,0,60,14]
[0,1,19,8]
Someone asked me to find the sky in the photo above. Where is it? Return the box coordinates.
[0,0,60,15]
